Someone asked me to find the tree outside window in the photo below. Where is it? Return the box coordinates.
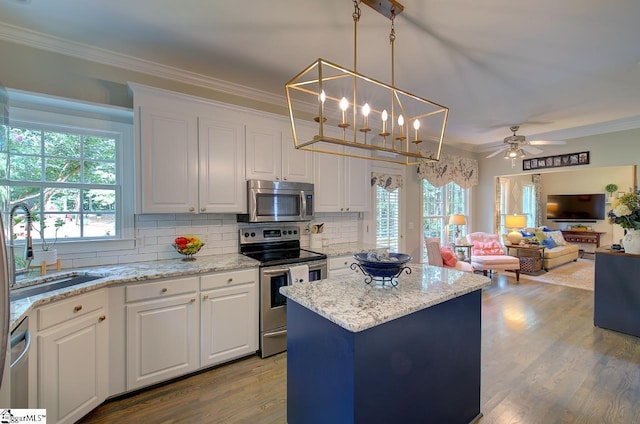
[1,125,118,244]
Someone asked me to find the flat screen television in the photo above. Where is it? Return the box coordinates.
[546,194,606,221]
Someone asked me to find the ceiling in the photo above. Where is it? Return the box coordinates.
[2,0,640,152]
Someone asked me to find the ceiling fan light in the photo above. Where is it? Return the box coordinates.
[518,149,526,158]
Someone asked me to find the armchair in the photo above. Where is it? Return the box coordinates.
[466,232,520,281]
[424,238,474,272]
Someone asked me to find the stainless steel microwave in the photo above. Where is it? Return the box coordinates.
[237,180,314,223]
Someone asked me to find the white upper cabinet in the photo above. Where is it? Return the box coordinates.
[245,118,313,183]
[137,102,199,214]
[198,115,246,213]
[130,83,246,214]
[314,143,370,213]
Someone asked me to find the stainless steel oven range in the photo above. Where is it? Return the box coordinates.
[240,225,327,358]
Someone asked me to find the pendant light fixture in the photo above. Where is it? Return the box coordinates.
[285,0,449,165]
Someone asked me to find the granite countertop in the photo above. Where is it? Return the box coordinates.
[280,264,491,333]
[9,253,259,330]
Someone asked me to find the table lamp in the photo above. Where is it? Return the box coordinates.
[505,214,527,245]
[448,214,466,241]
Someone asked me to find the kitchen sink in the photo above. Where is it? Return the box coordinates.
[10,274,104,301]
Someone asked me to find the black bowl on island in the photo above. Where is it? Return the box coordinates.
[352,253,412,278]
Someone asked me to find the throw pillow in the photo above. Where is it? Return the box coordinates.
[542,237,558,249]
[440,247,458,267]
[520,229,534,237]
[472,240,505,256]
[547,230,567,246]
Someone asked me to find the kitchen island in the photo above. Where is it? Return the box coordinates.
[281,264,491,424]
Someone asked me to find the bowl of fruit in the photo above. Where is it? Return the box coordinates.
[172,235,204,261]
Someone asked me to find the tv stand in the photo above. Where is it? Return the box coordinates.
[561,230,605,247]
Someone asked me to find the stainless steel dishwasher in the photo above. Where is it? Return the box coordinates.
[10,316,30,408]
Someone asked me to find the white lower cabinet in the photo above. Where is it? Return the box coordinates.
[125,277,200,390]
[123,270,258,391]
[37,290,108,424]
[200,269,258,367]
[328,255,360,278]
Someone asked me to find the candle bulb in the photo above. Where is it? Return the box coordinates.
[381,110,388,133]
[398,115,404,137]
[314,90,327,123]
[413,119,420,140]
[362,103,370,128]
[340,97,349,124]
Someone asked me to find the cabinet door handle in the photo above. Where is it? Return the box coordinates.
[189,206,195,212]
[161,288,168,293]
[190,298,196,303]
[343,261,348,265]
[74,305,82,312]
[227,278,233,283]
[200,207,206,212]
[203,294,209,300]
[99,315,106,322]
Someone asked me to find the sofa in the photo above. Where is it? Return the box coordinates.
[521,227,580,271]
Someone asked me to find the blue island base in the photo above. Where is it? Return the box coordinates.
[287,290,482,424]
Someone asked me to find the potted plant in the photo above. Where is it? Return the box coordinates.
[31,217,65,266]
[605,183,618,203]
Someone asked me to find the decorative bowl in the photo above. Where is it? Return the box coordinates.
[172,242,204,261]
[352,252,412,278]
[173,235,204,260]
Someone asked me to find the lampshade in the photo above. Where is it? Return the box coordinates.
[505,214,527,229]
[448,214,466,226]
[505,214,527,244]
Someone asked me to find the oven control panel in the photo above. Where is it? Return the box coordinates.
[239,225,300,244]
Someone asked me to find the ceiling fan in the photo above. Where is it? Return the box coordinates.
[486,125,566,159]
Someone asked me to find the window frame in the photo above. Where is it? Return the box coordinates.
[422,180,470,261]
[3,92,135,253]
[374,185,400,251]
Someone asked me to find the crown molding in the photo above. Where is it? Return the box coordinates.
[0,21,284,107]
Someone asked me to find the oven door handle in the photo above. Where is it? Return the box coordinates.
[261,267,295,279]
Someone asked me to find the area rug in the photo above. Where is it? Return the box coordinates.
[518,258,594,291]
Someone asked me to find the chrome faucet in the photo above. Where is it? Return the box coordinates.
[8,202,34,287]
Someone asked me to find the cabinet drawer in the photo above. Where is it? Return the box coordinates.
[38,289,106,331]
[328,256,353,271]
[125,276,199,303]
[200,269,257,291]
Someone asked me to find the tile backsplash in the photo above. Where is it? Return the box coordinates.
[57,212,362,269]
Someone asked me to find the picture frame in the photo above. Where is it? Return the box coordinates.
[522,151,590,171]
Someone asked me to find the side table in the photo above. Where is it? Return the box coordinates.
[505,244,546,274]
[450,243,473,263]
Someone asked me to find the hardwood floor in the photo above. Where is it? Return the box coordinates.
[79,274,640,424]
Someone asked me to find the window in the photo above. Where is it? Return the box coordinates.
[375,186,399,251]
[422,180,469,260]
[1,96,133,248]
[522,184,536,227]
